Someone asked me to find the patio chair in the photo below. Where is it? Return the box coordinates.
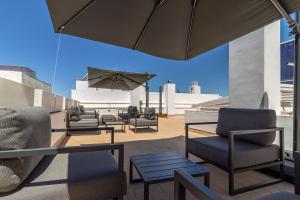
[66,109,101,135]
[118,106,139,123]
[71,105,98,119]
[0,107,126,200]
[173,151,300,200]
[129,107,158,133]
[185,108,284,195]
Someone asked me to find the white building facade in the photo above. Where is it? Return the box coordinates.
[71,80,221,115]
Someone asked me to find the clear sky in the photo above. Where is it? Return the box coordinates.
[0,1,294,97]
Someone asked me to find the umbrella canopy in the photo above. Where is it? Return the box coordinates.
[46,0,300,60]
[84,67,156,90]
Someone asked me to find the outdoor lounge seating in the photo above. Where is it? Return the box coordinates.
[0,107,126,200]
[66,109,100,135]
[173,151,300,200]
[185,108,284,195]
[72,105,98,119]
[129,107,158,133]
[118,106,139,123]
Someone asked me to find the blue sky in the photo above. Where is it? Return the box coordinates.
[0,1,294,97]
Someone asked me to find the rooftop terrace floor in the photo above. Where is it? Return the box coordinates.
[52,113,293,200]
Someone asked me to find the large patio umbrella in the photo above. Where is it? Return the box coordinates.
[83,67,156,106]
[46,1,300,149]
[46,0,300,60]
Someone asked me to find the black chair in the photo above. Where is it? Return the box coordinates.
[185,108,284,195]
[129,107,158,133]
[118,106,139,123]
[174,151,300,200]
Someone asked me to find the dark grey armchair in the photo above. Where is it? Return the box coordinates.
[0,107,126,200]
[185,108,284,195]
[129,107,158,133]
[71,105,98,120]
[66,109,101,135]
[174,151,300,200]
[118,106,139,123]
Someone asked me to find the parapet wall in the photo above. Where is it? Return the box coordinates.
[0,77,78,112]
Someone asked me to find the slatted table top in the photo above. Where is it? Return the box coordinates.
[130,152,209,184]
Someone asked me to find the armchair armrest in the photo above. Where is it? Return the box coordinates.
[185,122,218,139]
[228,127,284,170]
[0,144,125,172]
[174,169,222,200]
[52,127,115,144]
[229,127,284,136]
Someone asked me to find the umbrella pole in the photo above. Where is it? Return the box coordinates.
[293,12,300,152]
[159,86,163,114]
[145,81,149,108]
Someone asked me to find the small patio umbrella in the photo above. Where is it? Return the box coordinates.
[83,67,156,106]
[46,0,300,60]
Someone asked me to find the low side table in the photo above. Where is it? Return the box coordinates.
[129,152,209,200]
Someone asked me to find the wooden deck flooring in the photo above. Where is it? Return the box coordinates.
[57,115,293,200]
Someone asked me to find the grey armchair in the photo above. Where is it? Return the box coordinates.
[129,107,158,133]
[185,108,284,195]
[0,107,126,200]
[174,151,300,200]
[66,109,101,135]
[118,106,139,123]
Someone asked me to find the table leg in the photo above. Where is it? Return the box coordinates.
[130,160,133,183]
[144,183,149,200]
[204,173,210,187]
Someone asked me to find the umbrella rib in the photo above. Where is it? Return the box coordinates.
[120,74,145,87]
[185,0,197,60]
[58,0,96,31]
[88,74,111,81]
[133,0,166,49]
[269,0,299,35]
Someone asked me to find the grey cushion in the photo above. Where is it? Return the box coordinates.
[0,107,51,193]
[70,106,80,114]
[257,191,300,200]
[130,118,157,126]
[216,108,276,146]
[144,107,156,120]
[80,115,96,120]
[79,105,85,114]
[187,136,280,169]
[0,151,126,200]
[69,119,98,127]
[70,115,80,122]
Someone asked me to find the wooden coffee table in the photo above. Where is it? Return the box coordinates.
[129,152,209,200]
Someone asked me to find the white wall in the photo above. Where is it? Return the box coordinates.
[0,77,34,107]
[185,110,218,133]
[229,21,281,114]
[34,89,60,112]
[0,77,76,112]
[54,95,64,112]
[72,80,221,115]
[0,71,22,83]
[22,73,51,92]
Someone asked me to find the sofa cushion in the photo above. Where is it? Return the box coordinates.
[69,119,98,127]
[130,118,157,126]
[0,107,51,193]
[144,107,156,120]
[79,105,85,114]
[216,108,276,146]
[257,191,300,200]
[70,106,80,114]
[0,151,127,200]
[187,136,280,169]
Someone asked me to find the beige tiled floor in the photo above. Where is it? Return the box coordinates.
[52,113,293,200]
